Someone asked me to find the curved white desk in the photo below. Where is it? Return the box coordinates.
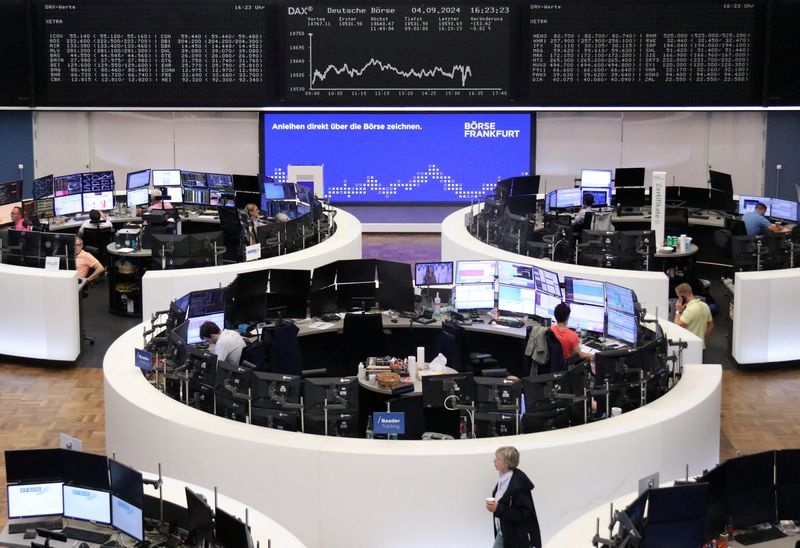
[732,269,800,365]
[441,206,671,319]
[105,319,715,548]
[0,263,80,361]
[141,208,362,318]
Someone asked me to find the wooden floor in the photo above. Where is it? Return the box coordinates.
[0,234,798,526]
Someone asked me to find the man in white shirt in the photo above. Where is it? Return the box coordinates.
[199,321,247,365]
[78,209,113,236]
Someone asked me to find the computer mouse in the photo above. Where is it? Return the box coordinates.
[79,543,90,548]
[391,318,398,323]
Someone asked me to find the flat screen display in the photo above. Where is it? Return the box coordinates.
[206,173,233,189]
[186,312,225,345]
[181,171,207,188]
[126,169,151,190]
[564,277,605,306]
[414,262,453,286]
[581,169,612,188]
[497,285,536,315]
[770,198,798,222]
[82,171,114,193]
[455,260,496,284]
[738,195,770,215]
[183,188,210,206]
[553,187,582,208]
[533,291,561,321]
[581,187,610,207]
[111,494,143,541]
[454,283,495,310]
[127,188,150,208]
[263,113,532,203]
[497,260,536,289]
[54,173,83,196]
[82,191,114,211]
[566,303,605,334]
[606,308,638,346]
[264,183,287,200]
[152,170,181,187]
[605,282,636,315]
[63,485,111,525]
[0,180,22,206]
[8,482,64,519]
[532,266,561,297]
[54,193,83,216]
[161,185,183,204]
[33,175,54,200]
[614,167,645,187]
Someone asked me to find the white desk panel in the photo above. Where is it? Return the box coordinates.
[105,322,718,548]
[141,208,361,318]
[732,269,800,364]
[0,263,80,361]
[441,206,671,319]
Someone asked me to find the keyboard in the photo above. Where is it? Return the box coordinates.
[495,317,525,329]
[617,210,642,217]
[413,316,436,325]
[61,526,112,544]
[8,519,63,534]
[734,526,787,545]
[689,213,710,220]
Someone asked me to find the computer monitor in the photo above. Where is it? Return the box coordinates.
[582,187,610,207]
[613,187,647,208]
[474,377,521,410]
[421,372,475,408]
[81,171,114,193]
[605,282,636,314]
[377,284,415,312]
[41,233,76,270]
[109,459,143,508]
[566,303,605,334]
[33,175,54,200]
[54,193,83,216]
[311,262,338,291]
[708,189,736,213]
[268,268,311,295]
[53,173,83,196]
[162,185,184,204]
[304,377,359,411]
[645,484,708,548]
[7,482,64,519]
[776,449,800,521]
[724,450,777,528]
[414,261,454,286]
[126,169,151,190]
[206,173,233,190]
[264,183,287,200]
[533,291,561,322]
[738,195,770,215]
[232,174,260,193]
[63,485,111,525]
[181,170,207,188]
[376,259,413,287]
[552,188,582,209]
[677,187,710,210]
[507,175,540,196]
[337,259,376,284]
[250,372,302,410]
[151,233,193,259]
[152,169,181,187]
[63,450,110,491]
[295,184,312,205]
[770,198,799,222]
[581,169,612,188]
[709,170,734,194]
[250,408,300,432]
[497,285,536,316]
[455,260,497,284]
[563,277,605,307]
[614,167,645,187]
[335,282,376,311]
[187,348,218,386]
[304,410,360,437]
[5,448,65,483]
[532,265,562,297]
[111,494,144,542]
[521,373,571,431]
[126,187,150,208]
[266,292,307,319]
[497,260,535,289]
[35,197,55,220]
[310,286,337,316]
[215,507,253,548]
[82,191,114,211]
[183,188,210,206]
[186,312,225,345]
[606,309,638,346]
[209,189,235,207]
[185,488,214,548]
[454,283,495,311]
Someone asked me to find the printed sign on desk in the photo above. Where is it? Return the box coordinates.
[44,256,61,270]
[374,412,405,435]
[134,348,153,372]
[245,243,261,261]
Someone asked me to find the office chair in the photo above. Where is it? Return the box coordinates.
[439,320,497,374]
[664,206,689,234]
[81,227,114,268]
[263,322,303,376]
[217,206,245,263]
[540,329,566,374]
[589,209,614,232]
[341,313,388,375]
[731,235,768,272]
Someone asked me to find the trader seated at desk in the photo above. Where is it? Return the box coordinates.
[572,192,595,226]
[245,203,266,227]
[743,202,790,236]
[147,188,174,211]
[551,303,595,365]
[10,206,30,231]
[75,236,106,284]
[77,208,113,236]
[199,321,247,365]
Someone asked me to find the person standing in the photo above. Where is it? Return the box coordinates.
[486,446,541,548]
[10,206,30,231]
[673,282,713,348]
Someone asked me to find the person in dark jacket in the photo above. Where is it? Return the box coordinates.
[487,446,542,548]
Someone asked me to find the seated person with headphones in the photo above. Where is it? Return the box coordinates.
[199,321,247,365]
[551,303,594,364]
[74,236,106,284]
[78,209,113,236]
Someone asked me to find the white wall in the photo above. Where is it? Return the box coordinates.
[32,110,765,195]
[33,111,260,189]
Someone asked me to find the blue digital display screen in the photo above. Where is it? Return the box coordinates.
[262,113,532,203]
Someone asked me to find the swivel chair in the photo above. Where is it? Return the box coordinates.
[81,227,114,268]
[217,206,245,263]
[341,313,387,375]
[439,320,497,375]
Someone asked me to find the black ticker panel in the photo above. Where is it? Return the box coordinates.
[32,0,273,107]
[0,0,32,106]
[282,4,514,104]
[527,0,766,106]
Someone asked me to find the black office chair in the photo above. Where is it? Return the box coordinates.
[217,206,245,263]
[731,235,768,272]
[81,227,114,268]
[439,320,497,375]
[341,313,387,374]
[265,322,303,376]
[540,329,566,374]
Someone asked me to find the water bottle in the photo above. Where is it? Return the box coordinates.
[459,416,468,439]
[576,321,583,340]
[433,292,441,321]
[366,415,374,439]
[357,361,365,380]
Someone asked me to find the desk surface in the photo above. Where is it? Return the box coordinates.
[106,242,152,258]
[357,366,458,395]
[654,243,699,259]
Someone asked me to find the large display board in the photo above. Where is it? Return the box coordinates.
[262,112,533,203]
[32,0,273,107]
[527,0,765,106]
[282,3,513,104]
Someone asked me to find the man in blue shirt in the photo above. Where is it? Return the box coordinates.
[743,203,789,236]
